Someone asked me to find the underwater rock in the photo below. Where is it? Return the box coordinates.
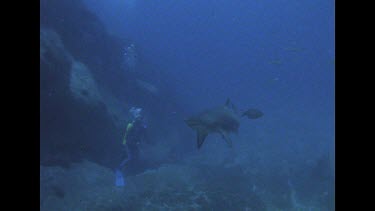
[40,28,73,68]
[98,88,130,129]
[50,185,65,198]
[40,0,108,68]
[40,27,123,169]
[40,161,198,210]
[139,142,171,164]
[41,160,267,210]
[69,60,102,105]
[40,28,72,100]
[40,160,124,211]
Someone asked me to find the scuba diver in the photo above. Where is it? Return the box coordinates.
[115,107,147,187]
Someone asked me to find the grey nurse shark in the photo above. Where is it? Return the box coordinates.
[184,98,263,149]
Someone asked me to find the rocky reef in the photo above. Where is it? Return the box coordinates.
[40,0,189,170]
[40,160,267,211]
[40,155,333,210]
[40,25,124,169]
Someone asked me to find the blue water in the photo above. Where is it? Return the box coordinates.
[84,0,334,124]
[41,0,334,210]
[84,0,335,163]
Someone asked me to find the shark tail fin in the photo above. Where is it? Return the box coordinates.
[197,129,208,149]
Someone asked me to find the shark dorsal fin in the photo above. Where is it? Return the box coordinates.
[225,98,238,113]
[197,129,208,149]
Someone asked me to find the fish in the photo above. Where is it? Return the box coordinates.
[184,98,263,149]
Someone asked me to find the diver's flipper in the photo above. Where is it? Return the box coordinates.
[197,129,208,149]
[115,169,125,187]
[220,131,233,148]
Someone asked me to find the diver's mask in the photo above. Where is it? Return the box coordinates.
[129,107,147,128]
[129,107,142,119]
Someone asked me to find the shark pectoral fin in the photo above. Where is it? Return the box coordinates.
[197,129,208,149]
[220,131,232,148]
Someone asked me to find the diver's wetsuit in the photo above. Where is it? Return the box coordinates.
[118,118,147,169]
